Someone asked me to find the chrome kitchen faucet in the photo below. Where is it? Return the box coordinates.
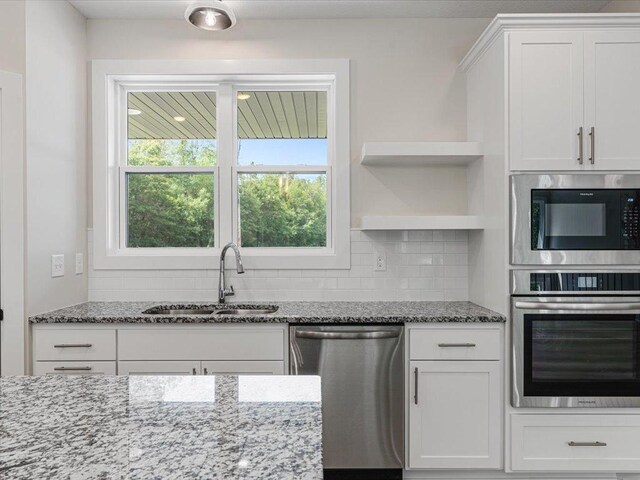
[218,242,245,303]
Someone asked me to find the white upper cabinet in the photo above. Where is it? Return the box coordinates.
[509,28,640,171]
[584,31,640,170]
[509,31,584,171]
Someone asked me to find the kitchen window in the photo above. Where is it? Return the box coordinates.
[92,60,350,269]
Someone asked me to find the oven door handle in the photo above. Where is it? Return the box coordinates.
[515,301,640,311]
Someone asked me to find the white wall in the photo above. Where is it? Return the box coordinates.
[26,0,87,315]
[0,1,25,75]
[601,1,640,12]
[84,17,489,303]
[87,18,490,227]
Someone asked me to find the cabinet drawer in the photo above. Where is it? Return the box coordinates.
[511,415,640,472]
[409,327,501,360]
[34,361,116,375]
[33,328,116,361]
[118,327,286,361]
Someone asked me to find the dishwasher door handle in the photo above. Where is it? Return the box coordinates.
[295,330,400,340]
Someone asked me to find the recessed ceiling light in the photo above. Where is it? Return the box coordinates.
[185,1,236,31]
[237,93,251,100]
[174,116,186,122]
[127,109,142,116]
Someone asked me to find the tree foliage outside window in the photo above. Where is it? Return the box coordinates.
[127,139,215,248]
[125,139,327,248]
[238,173,327,248]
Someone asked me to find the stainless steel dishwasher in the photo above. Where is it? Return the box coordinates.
[289,325,404,479]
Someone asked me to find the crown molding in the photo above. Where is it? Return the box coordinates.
[460,13,640,72]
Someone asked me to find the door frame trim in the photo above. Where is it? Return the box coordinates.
[0,70,26,375]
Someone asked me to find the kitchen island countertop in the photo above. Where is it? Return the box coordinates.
[0,375,322,479]
[29,301,505,324]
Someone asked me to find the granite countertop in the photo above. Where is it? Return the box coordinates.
[0,375,322,479]
[29,301,506,324]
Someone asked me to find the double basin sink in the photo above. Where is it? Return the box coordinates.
[143,304,279,316]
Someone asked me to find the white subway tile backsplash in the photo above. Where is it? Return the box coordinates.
[88,230,469,302]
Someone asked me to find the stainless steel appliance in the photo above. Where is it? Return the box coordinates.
[511,174,640,265]
[289,325,404,478]
[512,270,640,408]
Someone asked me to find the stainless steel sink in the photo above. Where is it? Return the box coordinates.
[215,306,279,315]
[143,306,216,315]
[142,304,278,315]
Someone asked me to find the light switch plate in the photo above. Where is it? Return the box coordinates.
[75,253,83,275]
[51,254,64,278]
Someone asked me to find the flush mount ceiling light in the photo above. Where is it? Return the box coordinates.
[237,92,251,100]
[127,108,142,116]
[185,1,236,31]
[173,116,186,122]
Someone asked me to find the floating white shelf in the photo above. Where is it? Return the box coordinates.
[360,215,484,231]
[360,142,483,166]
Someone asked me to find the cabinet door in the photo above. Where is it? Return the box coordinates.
[118,361,200,375]
[509,31,584,171]
[584,31,640,170]
[408,361,502,469]
[201,360,284,375]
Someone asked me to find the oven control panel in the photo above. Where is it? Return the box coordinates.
[622,191,640,248]
[519,271,640,293]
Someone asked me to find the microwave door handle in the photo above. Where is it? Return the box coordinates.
[515,301,640,311]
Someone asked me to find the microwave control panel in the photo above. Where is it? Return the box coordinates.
[622,191,640,248]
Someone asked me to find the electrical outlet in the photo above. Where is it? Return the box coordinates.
[51,254,65,278]
[75,253,84,275]
[374,252,387,271]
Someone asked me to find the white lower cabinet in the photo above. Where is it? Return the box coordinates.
[511,414,640,472]
[33,325,288,376]
[117,360,285,376]
[408,360,502,469]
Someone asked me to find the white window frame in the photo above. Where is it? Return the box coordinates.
[92,59,350,270]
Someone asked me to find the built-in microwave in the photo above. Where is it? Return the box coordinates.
[512,270,640,408]
[511,174,640,265]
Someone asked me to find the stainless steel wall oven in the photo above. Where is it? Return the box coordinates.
[512,270,640,408]
[511,174,640,265]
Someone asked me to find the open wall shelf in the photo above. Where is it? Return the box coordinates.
[360,142,483,166]
[360,215,484,231]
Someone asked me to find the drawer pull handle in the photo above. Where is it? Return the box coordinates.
[54,344,93,348]
[53,366,92,371]
[568,441,607,447]
[438,343,477,348]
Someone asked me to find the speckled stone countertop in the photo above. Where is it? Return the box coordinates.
[29,301,505,324]
[0,375,322,480]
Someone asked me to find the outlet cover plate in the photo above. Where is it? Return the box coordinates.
[374,252,387,272]
[51,254,64,278]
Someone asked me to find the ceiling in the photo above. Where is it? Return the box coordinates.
[128,91,327,140]
[70,0,612,20]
